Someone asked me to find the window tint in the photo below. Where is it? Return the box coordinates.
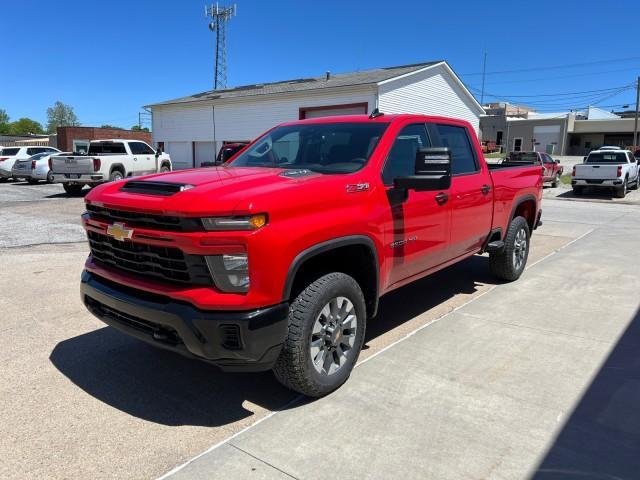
[129,142,155,155]
[1,148,20,156]
[382,123,430,185]
[435,124,478,175]
[586,152,628,164]
[88,142,127,154]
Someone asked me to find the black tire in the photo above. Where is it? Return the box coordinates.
[572,186,583,195]
[489,216,530,282]
[551,174,559,188]
[629,174,639,191]
[160,164,171,173]
[615,178,627,198]
[273,272,366,397]
[109,170,124,182]
[63,183,84,196]
[46,171,54,184]
[27,179,39,185]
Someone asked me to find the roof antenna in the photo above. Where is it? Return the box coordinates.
[369,108,384,119]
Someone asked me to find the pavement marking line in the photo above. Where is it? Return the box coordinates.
[155,226,596,480]
[229,444,299,480]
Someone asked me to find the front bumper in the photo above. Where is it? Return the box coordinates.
[52,173,104,184]
[81,270,289,372]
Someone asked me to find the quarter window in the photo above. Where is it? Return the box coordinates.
[435,124,478,175]
[382,123,430,185]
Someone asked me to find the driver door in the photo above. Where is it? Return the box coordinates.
[381,123,452,286]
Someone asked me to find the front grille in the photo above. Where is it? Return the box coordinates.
[85,296,182,345]
[88,230,213,285]
[86,204,203,231]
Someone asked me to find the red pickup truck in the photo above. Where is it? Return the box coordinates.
[508,151,563,187]
[80,113,542,396]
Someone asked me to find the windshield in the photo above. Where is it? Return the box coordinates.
[29,152,50,160]
[586,152,628,164]
[229,122,389,174]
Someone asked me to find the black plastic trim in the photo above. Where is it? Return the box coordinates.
[509,194,538,229]
[81,271,289,371]
[282,235,380,317]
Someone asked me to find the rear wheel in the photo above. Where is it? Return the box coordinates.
[46,171,54,184]
[273,272,366,397]
[489,216,530,282]
[109,170,124,182]
[27,179,39,185]
[63,184,84,196]
[615,178,627,198]
[551,173,560,188]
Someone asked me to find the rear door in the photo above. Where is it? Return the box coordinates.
[430,123,493,259]
[381,122,451,285]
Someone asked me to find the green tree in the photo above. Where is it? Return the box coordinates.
[10,118,44,135]
[46,101,79,133]
[100,124,122,129]
[131,125,150,132]
[0,109,9,124]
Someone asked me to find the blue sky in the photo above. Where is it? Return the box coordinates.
[3,0,640,128]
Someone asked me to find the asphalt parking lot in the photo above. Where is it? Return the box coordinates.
[1,179,639,479]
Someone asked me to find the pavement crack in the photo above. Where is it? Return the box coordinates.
[228,443,300,479]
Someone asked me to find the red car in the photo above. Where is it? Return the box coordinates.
[508,151,563,187]
[80,113,542,396]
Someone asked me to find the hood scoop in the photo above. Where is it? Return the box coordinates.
[120,180,195,196]
[279,169,316,179]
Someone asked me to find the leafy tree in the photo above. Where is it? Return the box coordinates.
[10,118,44,135]
[100,124,122,129]
[46,101,79,133]
[131,125,150,132]
[0,109,9,125]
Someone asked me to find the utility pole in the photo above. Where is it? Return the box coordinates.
[634,76,639,150]
[205,3,237,90]
[480,52,487,105]
[138,112,141,130]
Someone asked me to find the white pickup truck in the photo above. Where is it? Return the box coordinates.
[572,148,639,198]
[51,139,172,195]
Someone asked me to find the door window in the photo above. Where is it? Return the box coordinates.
[382,123,430,185]
[434,124,478,175]
[129,142,155,155]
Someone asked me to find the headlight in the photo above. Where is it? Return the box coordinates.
[201,214,267,231]
[206,253,250,293]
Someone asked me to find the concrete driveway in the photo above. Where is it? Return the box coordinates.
[1,181,638,479]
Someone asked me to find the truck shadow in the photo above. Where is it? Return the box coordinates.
[530,307,640,479]
[555,189,618,201]
[49,254,497,428]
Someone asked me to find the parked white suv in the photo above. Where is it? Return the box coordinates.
[50,139,171,195]
[573,149,639,198]
[0,146,61,180]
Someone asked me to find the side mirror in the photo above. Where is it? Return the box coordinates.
[394,147,452,192]
[583,156,588,162]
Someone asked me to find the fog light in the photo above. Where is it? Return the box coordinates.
[206,253,249,293]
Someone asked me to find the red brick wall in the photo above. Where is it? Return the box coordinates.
[57,127,153,152]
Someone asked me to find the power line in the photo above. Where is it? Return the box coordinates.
[461,56,640,76]
[470,84,635,98]
[466,65,640,86]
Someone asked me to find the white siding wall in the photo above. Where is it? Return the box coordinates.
[378,64,481,133]
[152,88,376,169]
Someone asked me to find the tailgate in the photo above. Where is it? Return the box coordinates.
[575,164,618,179]
[12,160,31,172]
[51,155,94,174]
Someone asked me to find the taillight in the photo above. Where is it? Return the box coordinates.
[572,166,576,177]
[0,157,7,162]
[92,158,101,171]
[617,165,622,177]
[31,160,36,169]
[48,158,53,170]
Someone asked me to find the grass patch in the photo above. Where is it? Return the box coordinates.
[560,174,572,185]
[484,152,506,159]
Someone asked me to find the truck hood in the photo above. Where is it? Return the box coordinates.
[85,166,351,216]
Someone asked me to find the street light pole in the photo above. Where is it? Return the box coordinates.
[633,76,639,150]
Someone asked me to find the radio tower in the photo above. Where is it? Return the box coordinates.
[205,3,236,90]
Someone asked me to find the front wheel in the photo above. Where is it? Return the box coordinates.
[551,173,559,188]
[273,273,366,397]
[629,174,639,191]
[489,216,530,282]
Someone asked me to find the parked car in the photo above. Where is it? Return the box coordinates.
[0,146,60,181]
[79,113,542,397]
[506,151,563,187]
[573,149,639,197]
[50,140,171,195]
[12,151,72,184]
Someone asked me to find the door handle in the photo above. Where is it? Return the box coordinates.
[435,192,449,205]
[481,184,491,195]
[133,157,138,161]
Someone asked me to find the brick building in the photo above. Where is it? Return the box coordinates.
[57,126,152,153]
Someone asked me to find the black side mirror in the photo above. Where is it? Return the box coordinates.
[583,156,587,162]
[394,147,452,192]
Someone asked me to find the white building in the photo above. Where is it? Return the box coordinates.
[147,61,484,170]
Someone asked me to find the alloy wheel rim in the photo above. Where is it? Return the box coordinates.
[310,296,357,376]
[512,228,527,271]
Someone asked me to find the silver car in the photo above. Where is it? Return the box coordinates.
[12,151,71,184]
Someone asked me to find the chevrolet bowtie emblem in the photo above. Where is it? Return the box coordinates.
[106,222,134,242]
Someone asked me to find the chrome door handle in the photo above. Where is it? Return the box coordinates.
[435,192,449,205]
[481,184,491,195]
